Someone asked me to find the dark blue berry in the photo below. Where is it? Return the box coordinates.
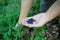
[26,18,36,24]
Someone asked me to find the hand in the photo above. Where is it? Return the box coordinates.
[21,13,57,28]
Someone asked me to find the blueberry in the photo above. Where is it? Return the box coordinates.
[26,18,36,24]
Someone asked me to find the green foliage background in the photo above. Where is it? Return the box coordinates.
[0,0,46,40]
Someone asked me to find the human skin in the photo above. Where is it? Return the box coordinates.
[18,0,33,24]
[21,0,60,27]
[15,0,33,27]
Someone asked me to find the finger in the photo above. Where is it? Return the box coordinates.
[21,18,33,27]
[22,19,42,28]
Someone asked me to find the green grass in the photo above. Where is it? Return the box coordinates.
[0,0,46,40]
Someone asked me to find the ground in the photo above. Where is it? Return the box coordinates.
[0,0,59,40]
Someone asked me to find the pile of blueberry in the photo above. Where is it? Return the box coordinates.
[26,18,36,24]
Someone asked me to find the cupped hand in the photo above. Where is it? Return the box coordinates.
[21,13,53,28]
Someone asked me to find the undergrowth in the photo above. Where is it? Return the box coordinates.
[0,0,46,40]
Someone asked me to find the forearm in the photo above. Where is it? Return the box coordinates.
[46,0,60,18]
[18,0,33,23]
